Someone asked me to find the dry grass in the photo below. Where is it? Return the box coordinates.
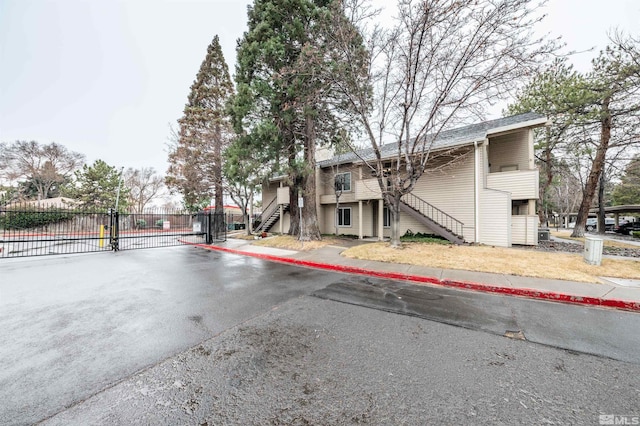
[252,235,344,251]
[342,242,640,283]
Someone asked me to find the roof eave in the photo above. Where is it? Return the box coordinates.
[486,117,549,137]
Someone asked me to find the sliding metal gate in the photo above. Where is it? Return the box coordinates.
[0,207,226,259]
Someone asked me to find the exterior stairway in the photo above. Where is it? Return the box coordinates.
[399,193,464,244]
[254,199,289,233]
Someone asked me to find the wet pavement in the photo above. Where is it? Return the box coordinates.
[314,276,640,364]
[0,247,340,425]
[213,237,640,309]
[2,243,640,424]
[40,297,640,425]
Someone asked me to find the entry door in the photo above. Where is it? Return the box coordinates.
[372,201,379,237]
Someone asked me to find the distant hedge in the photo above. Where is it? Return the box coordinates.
[0,208,75,230]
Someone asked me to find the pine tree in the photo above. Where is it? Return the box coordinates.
[231,0,368,240]
[611,156,640,205]
[166,35,234,213]
[507,58,594,226]
[65,160,127,211]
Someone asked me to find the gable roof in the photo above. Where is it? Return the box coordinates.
[318,112,547,168]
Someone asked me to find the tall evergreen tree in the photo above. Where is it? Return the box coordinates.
[611,155,640,205]
[231,0,368,241]
[166,35,234,213]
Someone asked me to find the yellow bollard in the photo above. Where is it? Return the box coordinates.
[99,225,105,248]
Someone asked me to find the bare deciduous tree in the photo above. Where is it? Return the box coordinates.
[0,140,85,201]
[223,138,264,235]
[123,167,166,213]
[329,0,556,247]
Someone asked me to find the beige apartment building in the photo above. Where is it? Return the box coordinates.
[259,112,548,248]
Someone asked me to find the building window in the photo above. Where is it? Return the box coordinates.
[337,207,352,227]
[383,207,391,228]
[335,172,352,192]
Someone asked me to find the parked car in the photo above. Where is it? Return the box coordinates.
[585,217,617,232]
[614,221,640,235]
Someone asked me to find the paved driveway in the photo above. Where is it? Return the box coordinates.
[0,246,340,425]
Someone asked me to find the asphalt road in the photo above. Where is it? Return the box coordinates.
[42,297,640,425]
[0,246,338,425]
[2,246,640,425]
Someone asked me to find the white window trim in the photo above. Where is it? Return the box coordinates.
[383,207,391,228]
[335,172,352,192]
[337,207,352,227]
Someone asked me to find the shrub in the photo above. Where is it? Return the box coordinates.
[136,219,147,228]
[0,208,74,230]
[401,230,449,244]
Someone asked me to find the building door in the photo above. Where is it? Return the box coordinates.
[372,201,379,237]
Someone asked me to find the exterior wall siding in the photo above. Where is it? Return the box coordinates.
[262,182,278,207]
[487,169,539,200]
[488,130,532,173]
[409,148,476,240]
[356,178,383,200]
[511,215,538,245]
[320,193,357,204]
[277,186,290,205]
[479,189,511,247]
[320,202,361,236]
[318,164,360,198]
[265,124,538,244]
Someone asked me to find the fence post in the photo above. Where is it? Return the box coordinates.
[206,210,213,244]
[109,210,120,251]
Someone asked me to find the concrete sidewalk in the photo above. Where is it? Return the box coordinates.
[196,237,640,312]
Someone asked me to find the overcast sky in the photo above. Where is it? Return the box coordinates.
[1,0,639,176]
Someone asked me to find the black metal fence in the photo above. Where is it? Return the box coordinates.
[0,206,225,259]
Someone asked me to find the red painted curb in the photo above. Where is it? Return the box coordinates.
[185,241,640,313]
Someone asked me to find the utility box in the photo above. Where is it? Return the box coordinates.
[584,236,603,266]
[538,228,550,241]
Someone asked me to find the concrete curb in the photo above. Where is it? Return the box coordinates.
[188,242,640,313]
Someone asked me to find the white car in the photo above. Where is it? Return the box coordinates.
[585,218,616,232]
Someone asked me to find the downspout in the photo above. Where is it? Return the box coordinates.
[474,141,479,243]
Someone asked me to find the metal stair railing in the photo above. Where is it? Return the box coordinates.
[254,197,277,232]
[401,193,464,238]
[254,197,287,233]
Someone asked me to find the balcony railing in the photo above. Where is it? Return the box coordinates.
[487,169,539,200]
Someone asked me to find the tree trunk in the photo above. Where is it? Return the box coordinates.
[598,165,606,234]
[287,140,301,237]
[571,96,611,238]
[300,113,321,241]
[246,193,253,236]
[213,130,224,233]
[538,129,553,226]
[389,193,402,248]
[288,178,301,237]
